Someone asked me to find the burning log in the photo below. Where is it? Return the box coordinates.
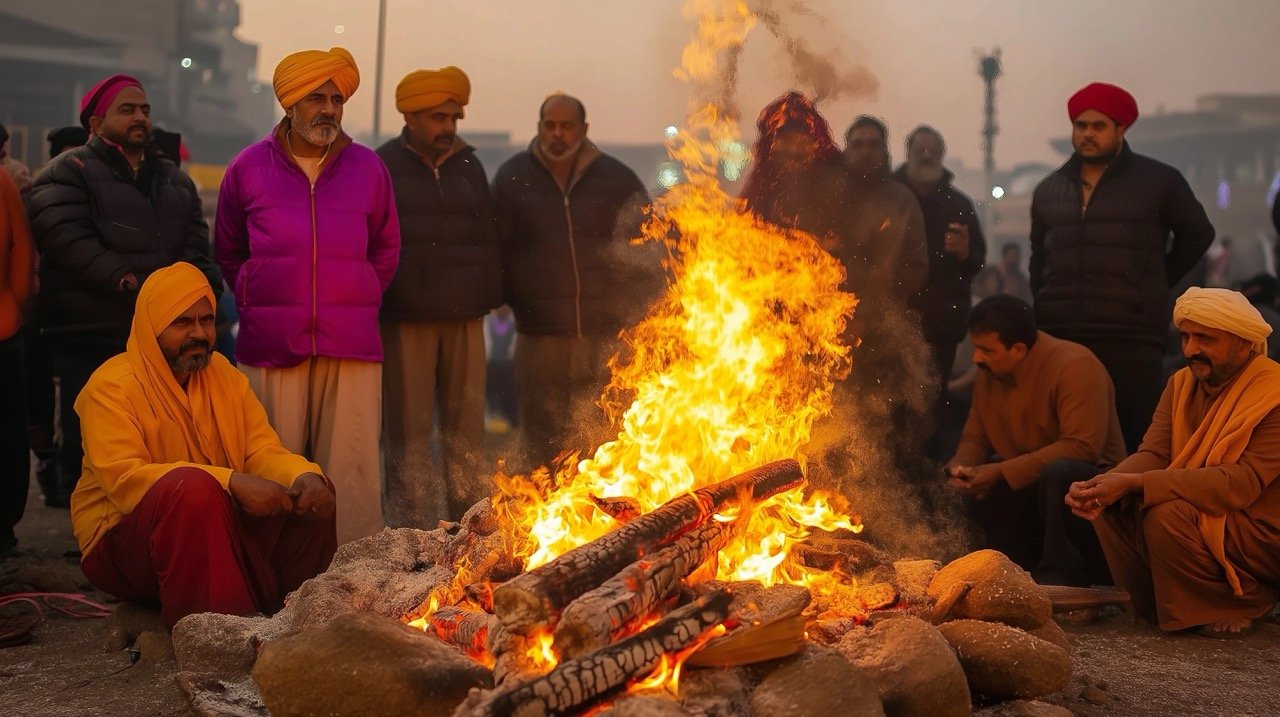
[427,607,498,662]
[590,494,643,524]
[455,590,732,717]
[553,519,737,658]
[493,459,804,635]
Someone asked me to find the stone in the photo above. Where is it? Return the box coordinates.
[101,624,131,653]
[938,619,1072,701]
[1081,684,1109,705]
[172,613,270,677]
[836,615,971,717]
[252,612,491,717]
[106,602,166,639]
[749,645,885,717]
[176,672,269,717]
[1027,619,1071,652]
[973,700,1072,717]
[678,667,751,717]
[891,559,941,601]
[599,694,690,716]
[135,630,175,663]
[928,550,1052,629]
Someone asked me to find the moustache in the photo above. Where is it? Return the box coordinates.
[311,117,338,128]
[180,338,210,352]
[434,133,456,144]
[1187,355,1212,366]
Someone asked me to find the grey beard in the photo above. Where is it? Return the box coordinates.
[168,352,210,377]
[541,139,583,162]
[296,121,339,147]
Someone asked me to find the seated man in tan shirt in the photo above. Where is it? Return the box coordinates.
[1068,287,1280,637]
[947,295,1127,585]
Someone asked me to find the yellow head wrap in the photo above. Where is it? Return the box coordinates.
[395,66,470,114]
[1173,286,1272,355]
[272,47,360,109]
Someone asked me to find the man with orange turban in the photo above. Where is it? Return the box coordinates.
[1068,287,1280,638]
[1030,81,1214,455]
[376,66,500,525]
[216,47,399,543]
[72,262,336,628]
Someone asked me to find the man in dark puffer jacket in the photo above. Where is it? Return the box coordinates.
[493,94,656,469]
[1031,82,1213,452]
[376,67,500,524]
[28,74,220,507]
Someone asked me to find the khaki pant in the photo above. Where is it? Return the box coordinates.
[381,319,487,525]
[514,332,618,470]
[242,358,384,544]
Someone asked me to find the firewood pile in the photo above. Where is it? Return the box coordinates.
[165,460,1121,717]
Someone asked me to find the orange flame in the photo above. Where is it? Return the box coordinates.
[526,628,559,672]
[493,0,863,603]
[629,623,728,696]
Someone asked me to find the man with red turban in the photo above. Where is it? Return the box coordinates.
[73,263,335,627]
[216,47,400,543]
[376,66,501,525]
[1030,81,1214,458]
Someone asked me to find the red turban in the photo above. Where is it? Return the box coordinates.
[1068,82,1139,127]
[79,74,144,130]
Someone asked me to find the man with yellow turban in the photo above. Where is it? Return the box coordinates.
[216,47,400,543]
[375,66,500,526]
[72,262,336,628]
[1068,287,1280,638]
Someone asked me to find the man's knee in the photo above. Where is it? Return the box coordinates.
[147,467,232,513]
[1143,499,1200,552]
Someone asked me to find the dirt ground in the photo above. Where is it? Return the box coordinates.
[3,465,1280,717]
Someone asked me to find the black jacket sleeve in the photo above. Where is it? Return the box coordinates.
[28,153,131,293]
[173,170,223,297]
[1162,171,1215,287]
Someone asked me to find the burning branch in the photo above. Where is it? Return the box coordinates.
[492,460,804,635]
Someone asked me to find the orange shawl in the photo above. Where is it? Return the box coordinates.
[1167,357,1280,595]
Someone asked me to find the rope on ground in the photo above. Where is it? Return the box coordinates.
[0,592,114,619]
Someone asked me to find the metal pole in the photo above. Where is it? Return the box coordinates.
[372,0,387,143]
[978,49,1002,238]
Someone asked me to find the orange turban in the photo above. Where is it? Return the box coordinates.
[273,47,360,109]
[395,67,470,113]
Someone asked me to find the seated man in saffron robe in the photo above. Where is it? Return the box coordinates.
[71,262,337,627]
[1068,287,1280,637]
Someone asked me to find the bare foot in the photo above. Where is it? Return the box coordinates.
[1198,617,1253,639]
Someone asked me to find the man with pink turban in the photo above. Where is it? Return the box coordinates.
[1030,81,1214,456]
[215,47,400,543]
[1069,287,1280,638]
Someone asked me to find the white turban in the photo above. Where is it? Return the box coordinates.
[1173,286,1271,355]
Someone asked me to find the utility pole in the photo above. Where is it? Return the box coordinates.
[978,49,1002,235]
[372,0,387,144]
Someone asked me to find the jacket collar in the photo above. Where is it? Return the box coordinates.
[529,136,602,193]
[891,164,955,194]
[271,117,353,175]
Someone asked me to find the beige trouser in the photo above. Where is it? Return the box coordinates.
[381,319,488,526]
[514,332,618,471]
[241,358,384,544]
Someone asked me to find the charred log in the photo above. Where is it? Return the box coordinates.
[428,606,498,662]
[455,590,732,717]
[590,494,643,524]
[554,520,736,658]
[493,460,804,634]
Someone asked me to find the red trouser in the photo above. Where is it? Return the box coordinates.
[81,467,336,627]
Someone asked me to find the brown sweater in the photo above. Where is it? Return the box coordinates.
[952,331,1127,489]
[1116,359,1280,534]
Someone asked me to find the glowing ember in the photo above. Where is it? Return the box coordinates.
[526,629,559,672]
[494,0,863,604]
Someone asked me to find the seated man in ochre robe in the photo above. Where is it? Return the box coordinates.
[1068,287,1280,637]
[71,262,337,627]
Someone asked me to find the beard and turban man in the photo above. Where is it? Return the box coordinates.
[1068,287,1280,637]
[376,66,503,526]
[72,263,336,628]
[215,47,400,544]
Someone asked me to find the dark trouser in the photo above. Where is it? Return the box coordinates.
[514,333,617,471]
[1075,340,1165,453]
[52,341,121,505]
[924,336,959,461]
[966,458,1113,586]
[0,334,29,549]
[487,358,519,426]
[22,321,56,502]
[80,468,337,628]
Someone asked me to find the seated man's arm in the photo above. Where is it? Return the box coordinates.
[79,377,235,515]
[948,392,993,471]
[998,357,1121,489]
[1142,404,1280,514]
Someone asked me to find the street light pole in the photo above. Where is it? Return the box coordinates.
[372,0,387,144]
[978,48,1002,237]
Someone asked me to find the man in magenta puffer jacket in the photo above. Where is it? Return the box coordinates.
[215,47,400,543]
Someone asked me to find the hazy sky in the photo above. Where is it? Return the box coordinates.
[238,0,1280,168]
